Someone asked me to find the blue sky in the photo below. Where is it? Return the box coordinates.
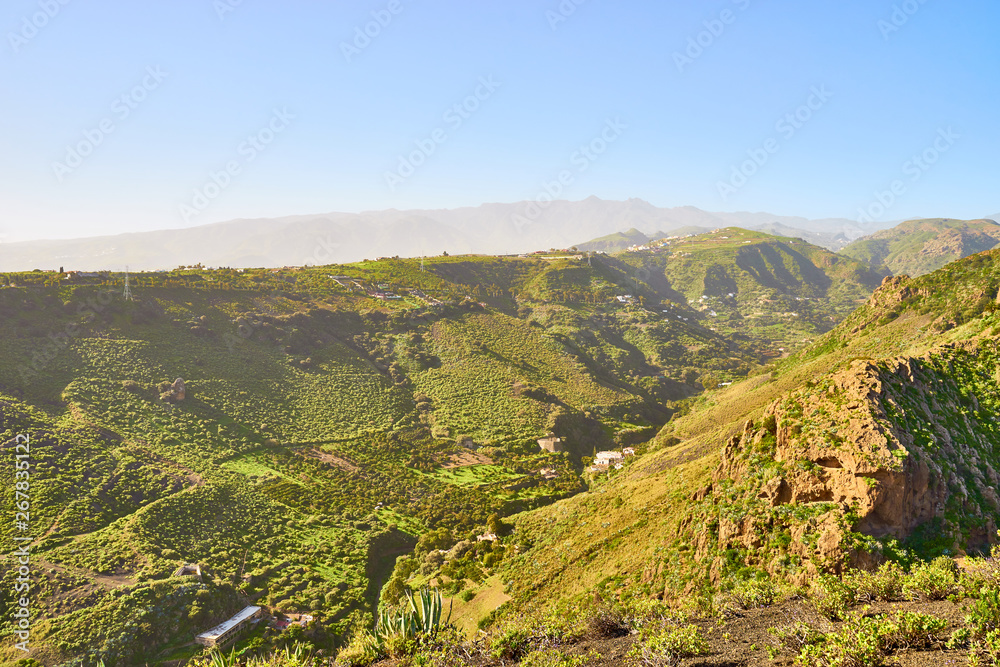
[1,0,998,240]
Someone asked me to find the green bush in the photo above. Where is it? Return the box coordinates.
[488,627,531,661]
[730,577,777,609]
[767,621,824,656]
[794,610,946,667]
[627,623,709,667]
[904,556,957,601]
[970,628,1000,667]
[518,648,598,667]
[810,574,858,620]
[968,586,1000,638]
[847,561,905,602]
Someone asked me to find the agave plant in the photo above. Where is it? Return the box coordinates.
[407,587,453,635]
[372,587,453,647]
[280,641,314,666]
[209,647,239,667]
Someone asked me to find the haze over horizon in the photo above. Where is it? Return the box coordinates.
[3,0,999,243]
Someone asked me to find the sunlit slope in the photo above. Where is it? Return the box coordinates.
[501,247,1000,610]
[841,217,1000,277]
[616,227,885,351]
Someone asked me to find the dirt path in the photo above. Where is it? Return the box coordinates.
[297,447,360,472]
[443,451,494,468]
[36,557,135,589]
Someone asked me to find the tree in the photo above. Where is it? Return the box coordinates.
[487,513,502,536]
[380,575,407,606]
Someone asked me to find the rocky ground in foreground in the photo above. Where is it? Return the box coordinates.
[366,595,974,666]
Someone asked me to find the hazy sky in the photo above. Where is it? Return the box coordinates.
[2,0,998,241]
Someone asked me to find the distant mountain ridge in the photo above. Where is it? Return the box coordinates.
[0,198,890,272]
[840,217,1000,277]
[578,221,854,254]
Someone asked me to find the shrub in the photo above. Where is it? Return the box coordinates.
[627,623,709,667]
[618,596,683,630]
[795,614,884,667]
[970,628,1000,667]
[794,610,946,667]
[810,574,858,621]
[584,605,629,639]
[968,586,1000,638]
[334,632,379,667]
[730,577,777,609]
[488,627,531,661]
[882,610,948,649]
[518,648,598,667]
[848,561,905,602]
[904,556,957,601]
[406,626,473,667]
[768,621,824,655]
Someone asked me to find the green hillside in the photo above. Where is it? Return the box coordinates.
[617,227,886,353]
[494,246,1000,621]
[0,252,785,664]
[841,217,1000,277]
[0,239,939,665]
[575,228,651,253]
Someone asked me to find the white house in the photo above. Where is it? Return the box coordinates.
[595,451,624,465]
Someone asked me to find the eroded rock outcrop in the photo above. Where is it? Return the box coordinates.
[702,343,1000,579]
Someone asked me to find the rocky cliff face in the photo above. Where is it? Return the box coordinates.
[696,340,1000,582]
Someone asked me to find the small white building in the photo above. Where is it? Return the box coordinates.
[595,451,624,466]
[195,606,263,648]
